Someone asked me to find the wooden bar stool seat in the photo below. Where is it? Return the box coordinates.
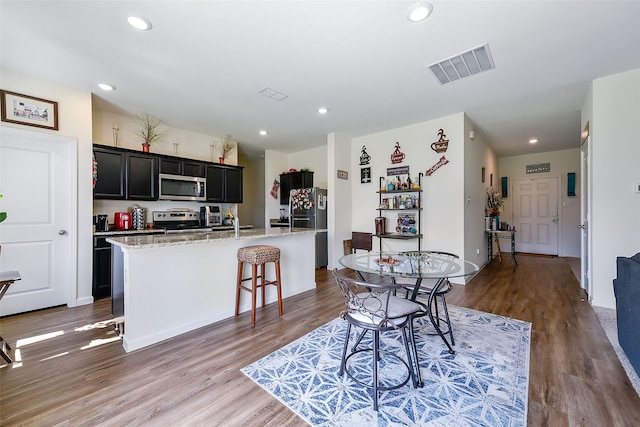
[235,245,283,327]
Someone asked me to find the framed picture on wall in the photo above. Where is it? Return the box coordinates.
[1,90,59,130]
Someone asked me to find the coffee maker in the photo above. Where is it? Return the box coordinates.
[200,206,222,226]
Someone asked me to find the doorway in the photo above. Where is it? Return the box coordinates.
[512,177,559,255]
[0,126,76,316]
[580,130,591,297]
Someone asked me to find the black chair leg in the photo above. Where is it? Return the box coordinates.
[408,319,423,387]
[372,330,379,411]
[339,323,352,376]
[440,295,454,346]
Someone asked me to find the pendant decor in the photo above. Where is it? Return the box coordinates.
[426,155,449,176]
[359,146,371,165]
[390,142,405,164]
[142,142,150,152]
[430,128,449,153]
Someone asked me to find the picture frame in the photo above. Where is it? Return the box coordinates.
[1,90,59,130]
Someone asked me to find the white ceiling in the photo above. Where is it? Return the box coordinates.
[2,1,639,160]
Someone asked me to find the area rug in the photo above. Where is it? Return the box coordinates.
[241,306,531,426]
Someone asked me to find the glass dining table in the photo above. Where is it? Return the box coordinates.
[338,251,480,354]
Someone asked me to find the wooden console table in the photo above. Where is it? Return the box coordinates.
[486,229,517,267]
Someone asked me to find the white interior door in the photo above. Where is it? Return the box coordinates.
[0,126,75,316]
[512,177,559,255]
[580,137,590,296]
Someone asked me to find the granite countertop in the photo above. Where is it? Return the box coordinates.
[106,227,322,250]
[94,225,253,236]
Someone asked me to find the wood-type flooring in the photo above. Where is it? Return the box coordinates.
[1,255,639,426]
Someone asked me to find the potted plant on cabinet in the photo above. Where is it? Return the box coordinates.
[219,135,236,164]
[132,112,165,152]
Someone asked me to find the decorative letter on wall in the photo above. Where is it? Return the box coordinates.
[568,172,576,197]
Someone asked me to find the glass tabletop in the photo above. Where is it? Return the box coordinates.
[338,251,479,280]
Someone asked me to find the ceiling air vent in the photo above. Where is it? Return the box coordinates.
[428,43,495,85]
[258,87,288,101]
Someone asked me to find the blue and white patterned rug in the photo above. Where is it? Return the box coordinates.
[242,306,531,426]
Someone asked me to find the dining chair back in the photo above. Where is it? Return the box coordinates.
[351,232,372,253]
[401,250,459,353]
[332,269,422,411]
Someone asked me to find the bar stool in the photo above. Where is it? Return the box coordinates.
[235,245,283,327]
[0,270,22,363]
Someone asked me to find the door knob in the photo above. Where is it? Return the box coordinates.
[577,224,586,229]
[58,229,68,235]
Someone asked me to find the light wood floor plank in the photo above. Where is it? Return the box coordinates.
[1,257,639,426]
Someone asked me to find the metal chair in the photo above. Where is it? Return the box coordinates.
[0,270,22,363]
[400,251,459,353]
[332,269,422,411]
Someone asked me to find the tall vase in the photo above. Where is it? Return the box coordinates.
[142,143,150,153]
[219,157,224,164]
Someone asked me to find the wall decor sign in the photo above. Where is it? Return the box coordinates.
[361,167,371,183]
[426,155,449,176]
[359,146,371,165]
[337,170,349,180]
[390,142,405,164]
[526,162,550,174]
[387,166,409,176]
[1,90,59,130]
[430,128,449,153]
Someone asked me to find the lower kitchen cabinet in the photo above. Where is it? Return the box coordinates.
[92,236,112,299]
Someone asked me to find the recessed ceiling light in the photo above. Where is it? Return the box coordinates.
[127,15,152,31]
[529,138,539,144]
[259,130,268,136]
[407,2,433,22]
[98,83,116,91]
[318,107,329,114]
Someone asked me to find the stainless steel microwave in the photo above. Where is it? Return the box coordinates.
[158,173,206,201]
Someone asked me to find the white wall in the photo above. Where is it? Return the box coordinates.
[499,148,581,257]
[328,132,352,269]
[587,67,640,309]
[92,109,238,165]
[289,145,328,189]
[464,116,497,266]
[350,113,476,282]
[238,157,265,228]
[1,67,93,306]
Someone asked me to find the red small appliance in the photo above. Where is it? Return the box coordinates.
[114,212,131,230]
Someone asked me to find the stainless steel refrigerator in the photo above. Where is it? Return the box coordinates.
[290,187,328,268]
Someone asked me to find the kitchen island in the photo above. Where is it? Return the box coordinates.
[107,228,321,352]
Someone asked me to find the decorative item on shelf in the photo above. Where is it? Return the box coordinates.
[486,186,504,216]
[131,112,165,152]
[112,123,119,147]
[219,134,236,164]
[172,139,179,156]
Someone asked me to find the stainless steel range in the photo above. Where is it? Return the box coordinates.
[152,209,207,232]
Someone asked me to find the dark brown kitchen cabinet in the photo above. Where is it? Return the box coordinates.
[93,146,125,199]
[126,152,157,200]
[159,157,205,177]
[92,236,112,299]
[280,170,314,204]
[206,164,244,203]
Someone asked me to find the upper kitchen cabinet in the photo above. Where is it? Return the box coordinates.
[206,164,244,203]
[159,157,205,177]
[93,144,157,201]
[280,170,314,205]
[126,152,158,200]
[93,146,125,199]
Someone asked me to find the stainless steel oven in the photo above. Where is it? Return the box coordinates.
[158,173,206,201]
